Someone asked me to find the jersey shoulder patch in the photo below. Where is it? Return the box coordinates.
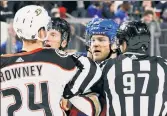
[72,53,81,59]
[55,49,68,57]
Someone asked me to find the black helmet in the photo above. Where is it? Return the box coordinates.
[117,21,150,52]
[51,17,71,48]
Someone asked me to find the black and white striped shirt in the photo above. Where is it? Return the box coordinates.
[63,54,102,98]
[103,52,167,116]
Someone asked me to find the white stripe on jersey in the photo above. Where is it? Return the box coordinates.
[70,56,102,94]
[107,65,121,116]
[140,96,149,116]
[122,58,132,72]
[105,91,110,116]
[84,63,102,92]
[125,96,134,116]
[139,60,150,116]
[162,102,167,116]
[154,64,165,116]
[71,57,91,94]
[139,60,150,71]
[122,58,134,116]
[69,96,92,116]
[165,60,167,65]
[124,52,145,56]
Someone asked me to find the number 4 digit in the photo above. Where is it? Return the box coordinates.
[138,73,149,94]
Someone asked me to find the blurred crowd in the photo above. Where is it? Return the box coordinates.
[1,1,167,57]
[1,1,167,23]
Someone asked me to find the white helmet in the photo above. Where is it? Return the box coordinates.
[13,5,51,40]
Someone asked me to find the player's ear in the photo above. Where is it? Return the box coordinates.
[38,27,47,40]
[111,42,117,51]
[61,39,67,48]
[120,41,127,53]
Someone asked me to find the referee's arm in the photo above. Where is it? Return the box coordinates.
[159,59,167,115]
[63,56,102,99]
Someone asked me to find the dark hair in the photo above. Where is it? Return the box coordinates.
[121,1,131,11]
[143,10,154,16]
[51,17,71,49]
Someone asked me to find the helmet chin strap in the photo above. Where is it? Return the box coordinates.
[106,42,123,60]
[58,43,64,50]
[105,44,113,60]
[59,46,65,50]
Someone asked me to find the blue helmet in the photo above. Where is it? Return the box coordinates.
[85,18,119,45]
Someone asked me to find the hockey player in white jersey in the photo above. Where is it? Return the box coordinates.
[0,5,102,116]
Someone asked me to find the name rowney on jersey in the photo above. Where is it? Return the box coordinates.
[0,65,42,83]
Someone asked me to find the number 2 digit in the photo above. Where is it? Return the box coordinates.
[1,82,52,116]
[1,88,22,116]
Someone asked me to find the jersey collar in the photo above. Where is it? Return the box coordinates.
[124,52,146,56]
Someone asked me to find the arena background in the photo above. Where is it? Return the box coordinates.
[1,1,167,59]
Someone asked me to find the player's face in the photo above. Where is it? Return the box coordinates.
[45,29,61,49]
[143,14,153,23]
[90,35,110,62]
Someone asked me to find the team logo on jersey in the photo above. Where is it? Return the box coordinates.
[55,49,68,57]
[16,57,24,62]
[72,53,81,59]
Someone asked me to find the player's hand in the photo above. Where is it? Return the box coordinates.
[60,98,72,111]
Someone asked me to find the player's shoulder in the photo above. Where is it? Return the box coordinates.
[155,56,167,63]
[1,48,43,58]
[71,53,101,72]
[153,56,167,68]
[102,54,127,71]
[31,48,78,70]
[42,48,69,57]
[0,48,76,70]
[107,54,126,64]
[36,48,95,71]
[31,48,71,60]
[72,53,95,67]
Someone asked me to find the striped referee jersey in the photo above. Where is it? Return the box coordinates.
[103,52,167,116]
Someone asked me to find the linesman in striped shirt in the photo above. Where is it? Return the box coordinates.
[103,20,167,116]
[60,18,120,116]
